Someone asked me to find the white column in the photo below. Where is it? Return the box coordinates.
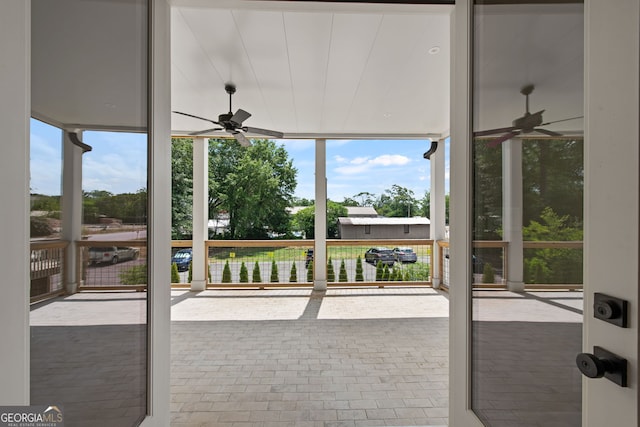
[0,0,30,405]
[430,138,446,289]
[61,131,84,294]
[191,137,208,291]
[503,139,524,291]
[314,139,327,291]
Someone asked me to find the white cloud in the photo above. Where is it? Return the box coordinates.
[334,155,348,163]
[369,154,410,166]
[333,154,411,176]
[350,156,369,165]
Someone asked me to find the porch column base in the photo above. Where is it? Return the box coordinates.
[432,277,441,289]
[507,281,525,292]
[313,280,327,292]
[190,280,207,292]
[65,281,78,294]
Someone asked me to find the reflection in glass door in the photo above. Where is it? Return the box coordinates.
[471,2,584,425]
[29,0,149,425]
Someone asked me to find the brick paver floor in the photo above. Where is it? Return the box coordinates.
[170,288,450,427]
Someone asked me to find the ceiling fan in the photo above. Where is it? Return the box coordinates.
[474,84,583,147]
[173,83,284,147]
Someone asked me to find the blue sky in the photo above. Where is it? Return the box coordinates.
[30,118,449,203]
[280,138,450,203]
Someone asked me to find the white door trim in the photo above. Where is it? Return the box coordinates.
[449,1,484,425]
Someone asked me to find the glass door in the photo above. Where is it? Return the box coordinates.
[450,1,638,425]
[471,2,584,425]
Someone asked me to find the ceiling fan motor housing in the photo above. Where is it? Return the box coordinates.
[512,110,544,133]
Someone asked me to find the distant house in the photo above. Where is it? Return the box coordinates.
[338,217,430,239]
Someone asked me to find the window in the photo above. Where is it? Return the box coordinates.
[404,225,410,233]
[364,225,371,234]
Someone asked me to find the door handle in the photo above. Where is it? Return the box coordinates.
[576,346,627,387]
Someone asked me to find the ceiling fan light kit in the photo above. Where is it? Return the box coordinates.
[173,83,284,147]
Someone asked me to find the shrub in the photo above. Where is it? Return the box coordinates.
[222,260,232,283]
[289,263,297,282]
[239,262,249,283]
[482,263,495,283]
[252,261,262,283]
[306,261,313,282]
[392,267,403,281]
[270,260,279,282]
[120,264,147,285]
[525,257,549,284]
[338,259,348,282]
[375,261,383,281]
[171,262,180,283]
[327,257,335,282]
[187,261,192,282]
[382,264,390,281]
[30,217,52,237]
[355,256,364,281]
[402,263,430,281]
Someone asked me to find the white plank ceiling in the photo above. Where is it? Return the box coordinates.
[170,1,452,139]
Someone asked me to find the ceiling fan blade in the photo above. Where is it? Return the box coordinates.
[189,127,223,136]
[173,111,221,126]
[230,109,251,126]
[244,126,284,139]
[540,115,584,126]
[487,131,520,148]
[230,131,251,147]
[534,128,562,137]
[474,126,518,137]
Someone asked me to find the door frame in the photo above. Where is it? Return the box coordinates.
[449,1,639,425]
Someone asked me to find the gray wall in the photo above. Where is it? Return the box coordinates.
[339,224,430,239]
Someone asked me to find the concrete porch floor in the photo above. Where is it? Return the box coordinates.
[170,288,450,427]
[29,286,584,426]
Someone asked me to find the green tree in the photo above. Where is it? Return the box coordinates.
[338,259,348,282]
[355,256,364,282]
[327,257,335,282]
[252,261,262,283]
[187,261,193,282]
[289,263,298,282]
[292,201,348,239]
[171,263,180,283]
[270,260,279,282]
[239,262,249,283]
[522,207,583,284]
[292,197,314,206]
[209,138,297,239]
[375,185,418,217]
[170,138,194,238]
[221,260,232,283]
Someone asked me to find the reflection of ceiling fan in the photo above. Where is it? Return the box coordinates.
[173,83,284,147]
[474,84,583,147]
